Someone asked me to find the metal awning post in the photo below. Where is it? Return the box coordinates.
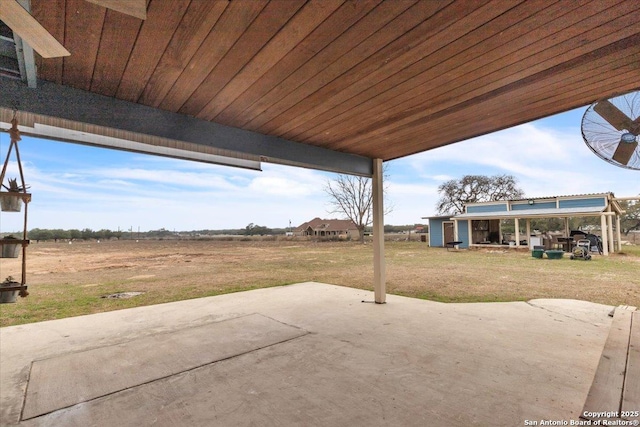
[372,159,385,304]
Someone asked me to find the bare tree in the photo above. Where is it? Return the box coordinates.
[324,166,392,243]
[620,198,640,235]
[436,174,524,215]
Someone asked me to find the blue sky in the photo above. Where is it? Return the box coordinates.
[1,107,638,232]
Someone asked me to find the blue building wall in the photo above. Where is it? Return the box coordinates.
[467,203,508,213]
[429,218,445,246]
[429,218,470,247]
[511,201,556,211]
[458,221,469,248]
[559,197,606,208]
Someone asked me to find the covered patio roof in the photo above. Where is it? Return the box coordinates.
[0,0,639,175]
[452,205,611,220]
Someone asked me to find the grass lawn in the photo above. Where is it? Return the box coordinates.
[1,239,639,327]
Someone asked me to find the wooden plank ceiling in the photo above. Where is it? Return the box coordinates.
[29,0,640,161]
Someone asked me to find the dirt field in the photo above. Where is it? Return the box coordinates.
[1,239,639,326]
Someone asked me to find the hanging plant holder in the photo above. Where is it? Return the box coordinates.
[1,118,31,212]
[1,239,20,258]
[0,178,31,212]
[1,113,30,302]
[1,194,22,212]
[0,237,28,258]
[1,278,21,303]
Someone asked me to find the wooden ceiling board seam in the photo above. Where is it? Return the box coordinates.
[301,0,595,147]
[157,0,268,113]
[375,7,640,146]
[274,0,528,140]
[211,0,384,126]
[368,73,640,160]
[138,0,229,108]
[517,60,640,110]
[178,0,308,117]
[227,0,419,130]
[197,0,348,121]
[256,0,499,137]
[114,0,191,102]
[61,0,105,91]
[337,50,640,156]
[428,51,640,132]
[341,54,640,157]
[306,0,627,148]
[285,0,556,143]
[90,10,142,96]
[358,49,640,157]
[328,1,640,151]
[290,0,571,143]
[241,0,459,133]
[379,66,640,160]
[32,0,66,84]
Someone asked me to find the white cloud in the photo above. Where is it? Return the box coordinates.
[386,120,639,222]
[431,174,454,181]
[3,116,638,232]
[247,165,325,198]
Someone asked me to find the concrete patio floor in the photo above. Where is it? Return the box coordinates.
[0,282,614,426]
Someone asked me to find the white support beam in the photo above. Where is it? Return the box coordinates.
[468,221,473,247]
[372,159,386,304]
[515,218,520,247]
[600,215,609,256]
[607,214,614,254]
[526,219,531,246]
[616,216,622,252]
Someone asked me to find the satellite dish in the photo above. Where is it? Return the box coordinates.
[581,90,640,170]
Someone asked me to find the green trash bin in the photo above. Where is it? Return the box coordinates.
[532,249,544,259]
[545,250,564,260]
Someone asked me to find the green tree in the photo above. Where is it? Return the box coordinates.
[51,229,70,241]
[436,174,524,215]
[81,228,94,240]
[244,223,271,236]
[29,228,53,242]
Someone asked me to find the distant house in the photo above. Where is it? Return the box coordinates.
[295,218,359,239]
[424,193,625,256]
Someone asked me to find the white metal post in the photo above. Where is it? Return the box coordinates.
[607,212,614,254]
[600,215,609,256]
[372,159,386,304]
[616,216,622,252]
[515,218,520,247]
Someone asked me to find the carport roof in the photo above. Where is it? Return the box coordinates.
[1,0,640,175]
[451,206,608,220]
